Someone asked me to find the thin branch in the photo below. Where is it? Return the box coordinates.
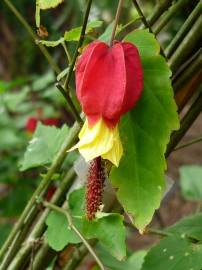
[165,1,202,58]
[3,0,60,75]
[147,0,173,26]
[62,41,72,63]
[173,136,202,151]
[154,0,189,35]
[169,17,202,73]
[131,0,166,58]
[166,92,202,157]
[43,201,105,270]
[109,0,124,46]
[64,0,93,90]
[56,83,83,124]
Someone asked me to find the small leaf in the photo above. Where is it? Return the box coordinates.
[46,188,126,259]
[141,236,202,270]
[20,123,69,171]
[37,38,64,47]
[166,213,202,241]
[83,214,126,260]
[39,0,64,10]
[45,211,80,251]
[110,29,179,231]
[64,20,103,42]
[32,71,55,91]
[179,165,202,201]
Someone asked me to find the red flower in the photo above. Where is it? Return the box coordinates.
[76,40,143,128]
[25,117,38,133]
[25,117,60,133]
[70,40,143,167]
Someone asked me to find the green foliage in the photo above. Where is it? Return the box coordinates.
[166,213,202,241]
[142,236,202,270]
[64,20,103,41]
[95,245,146,270]
[20,123,69,171]
[45,188,126,260]
[179,165,202,201]
[0,224,12,248]
[110,29,179,231]
[0,182,34,217]
[38,20,103,47]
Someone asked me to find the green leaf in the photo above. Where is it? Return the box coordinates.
[0,129,22,150]
[45,211,80,251]
[179,165,202,201]
[83,214,126,260]
[141,236,202,270]
[20,123,69,171]
[32,71,55,91]
[38,38,64,47]
[39,0,64,10]
[2,87,28,112]
[64,20,103,42]
[166,213,202,241]
[45,188,126,259]
[110,29,179,231]
[95,244,146,270]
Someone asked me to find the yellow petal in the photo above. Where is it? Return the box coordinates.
[68,118,123,166]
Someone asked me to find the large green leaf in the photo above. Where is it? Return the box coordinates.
[20,123,69,171]
[141,236,202,270]
[110,29,179,231]
[45,188,126,260]
[166,213,202,241]
[179,165,202,201]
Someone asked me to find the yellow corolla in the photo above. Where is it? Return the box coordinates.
[69,118,123,167]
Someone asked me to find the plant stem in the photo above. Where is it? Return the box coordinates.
[166,92,202,157]
[131,0,166,58]
[173,136,202,151]
[169,16,202,73]
[0,124,80,266]
[62,41,72,63]
[110,0,124,46]
[173,49,202,92]
[43,202,105,270]
[3,169,76,270]
[147,0,173,26]
[64,0,93,90]
[56,83,83,124]
[3,0,60,75]
[165,1,202,58]
[154,0,189,35]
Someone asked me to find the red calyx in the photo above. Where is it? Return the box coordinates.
[76,40,143,128]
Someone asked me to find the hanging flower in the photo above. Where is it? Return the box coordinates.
[70,40,143,167]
